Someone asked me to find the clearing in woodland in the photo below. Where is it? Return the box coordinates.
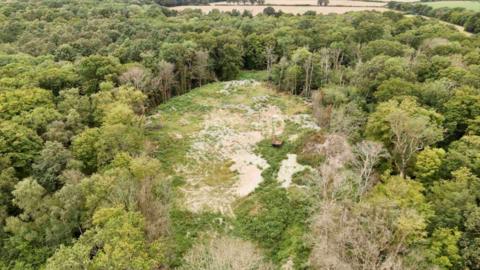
[148,80,320,214]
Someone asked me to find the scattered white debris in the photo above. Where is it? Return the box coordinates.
[288,134,299,142]
[218,80,259,95]
[172,133,183,139]
[281,258,295,270]
[289,114,320,131]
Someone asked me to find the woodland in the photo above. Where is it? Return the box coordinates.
[1,0,480,269]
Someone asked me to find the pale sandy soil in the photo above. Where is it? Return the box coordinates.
[171,5,389,14]
[277,154,309,188]
[214,0,386,6]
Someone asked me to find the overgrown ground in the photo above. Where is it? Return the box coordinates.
[147,80,325,267]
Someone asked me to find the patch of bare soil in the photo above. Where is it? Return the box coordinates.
[277,154,309,188]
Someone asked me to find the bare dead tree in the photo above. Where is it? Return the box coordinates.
[312,91,333,129]
[330,47,343,71]
[150,60,175,105]
[133,157,172,241]
[302,53,314,97]
[180,235,275,270]
[353,43,363,65]
[119,66,149,91]
[387,111,440,178]
[265,45,277,75]
[319,48,331,86]
[193,50,210,87]
[276,56,288,89]
[351,140,389,195]
[309,202,414,270]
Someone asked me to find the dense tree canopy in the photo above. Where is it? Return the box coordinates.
[1,0,480,269]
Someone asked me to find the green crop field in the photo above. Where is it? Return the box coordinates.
[424,1,480,11]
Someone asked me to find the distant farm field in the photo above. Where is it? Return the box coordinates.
[214,0,386,6]
[424,1,480,11]
[171,5,388,14]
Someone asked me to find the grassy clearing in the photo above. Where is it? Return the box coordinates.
[424,1,480,11]
[238,70,270,81]
[149,80,324,268]
[148,83,222,171]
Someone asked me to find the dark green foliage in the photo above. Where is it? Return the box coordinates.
[77,55,120,94]
[168,210,230,267]
[445,135,480,176]
[0,121,43,176]
[32,141,72,192]
[235,185,311,265]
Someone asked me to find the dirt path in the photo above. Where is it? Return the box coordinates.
[405,14,472,36]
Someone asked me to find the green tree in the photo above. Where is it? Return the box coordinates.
[95,104,144,167]
[362,39,410,61]
[77,55,120,94]
[161,41,197,94]
[0,121,43,175]
[364,175,433,252]
[243,33,274,70]
[4,178,84,268]
[444,87,480,140]
[445,135,480,176]
[414,147,446,186]
[212,34,243,80]
[37,66,79,96]
[32,141,72,192]
[461,207,480,269]
[426,228,463,270]
[357,56,416,98]
[0,88,54,120]
[72,128,101,174]
[54,44,78,62]
[366,98,443,177]
[12,107,62,135]
[374,78,416,102]
[428,168,480,230]
[57,88,91,123]
[45,207,160,270]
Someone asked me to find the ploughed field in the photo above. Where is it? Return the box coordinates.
[171,5,388,14]
[171,0,390,14]
[214,0,386,6]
